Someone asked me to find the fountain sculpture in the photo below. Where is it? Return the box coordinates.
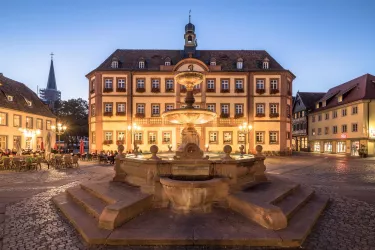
[53,68,328,247]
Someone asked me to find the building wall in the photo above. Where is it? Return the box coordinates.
[0,107,56,151]
[308,100,375,155]
[88,66,293,154]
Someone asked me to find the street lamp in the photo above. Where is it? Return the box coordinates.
[238,122,253,154]
[127,123,141,152]
[51,123,67,151]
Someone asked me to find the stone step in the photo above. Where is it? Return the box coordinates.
[52,193,111,244]
[242,178,300,204]
[277,194,329,247]
[66,187,107,218]
[275,187,315,220]
[81,181,145,204]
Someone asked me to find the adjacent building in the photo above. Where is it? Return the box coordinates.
[308,74,375,156]
[292,92,325,151]
[39,55,61,111]
[86,19,295,153]
[0,73,56,151]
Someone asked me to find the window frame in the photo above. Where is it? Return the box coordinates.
[0,112,7,126]
[116,102,126,115]
[116,78,126,91]
[255,131,265,144]
[13,114,21,127]
[165,78,174,92]
[352,106,358,115]
[256,103,265,115]
[206,78,216,92]
[134,131,144,144]
[162,131,172,144]
[270,78,279,90]
[136,78,145,90]
[46,120,52,130]
[223,131,233,145]
[165,103,174,112]
[220,78,230,92]
[104,78,113,90]
[209,131,219,144]
[269,131,279,144]
[207,103,216,112]
[342,124,347,133]
[352,123,358,132]
[342,108,347,117]
[136,103,145,114]
[221,103,230,115]
[148,131,158,144]
[151,103,160,117]
[26,116,33,129]
[103,102,113,113]
[255,78,265,90]
[36,118,43,130]
[235,103,244,115]
[234,78,244,90]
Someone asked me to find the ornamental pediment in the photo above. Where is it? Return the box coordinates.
[173,58,209,72]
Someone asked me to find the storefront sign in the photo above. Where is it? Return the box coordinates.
[341,134,347,139]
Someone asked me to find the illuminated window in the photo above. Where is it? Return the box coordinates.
[162,132,171,144]
[209,131,218,144]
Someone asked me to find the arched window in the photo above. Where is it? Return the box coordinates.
[111,61,118,68]
[188,35,192,43]
[139,58,145,69]
[263,57,269,69]
[111,57,119,68]
[237,58,243,69]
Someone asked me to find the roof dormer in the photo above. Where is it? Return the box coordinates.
[236,58,243,70]
[263,57,269,69]
[111,57,119,68]
[210,57,216,66]
[138,57,145,69]
[165,57,171,66]
[7,95,13,102]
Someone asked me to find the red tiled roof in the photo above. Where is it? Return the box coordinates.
[312,73,375,113]
[87,49,291,76]
[0,74,56,118]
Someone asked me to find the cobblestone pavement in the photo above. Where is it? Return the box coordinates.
[0,156,375,250]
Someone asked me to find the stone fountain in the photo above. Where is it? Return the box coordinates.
[52,69,328,247]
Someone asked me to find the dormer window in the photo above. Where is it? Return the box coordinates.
[263,57,269,69]
[338,96,343,102]
[210,58,216,66]
[316,103,320,109]
[237,58,243,69]
[7,95,13,102]
[164,57,171,66]
[322,101,326,107]
[188,35,193,43]
[139,60,145,69]
[111,60,118,69]
[25,98,32,107]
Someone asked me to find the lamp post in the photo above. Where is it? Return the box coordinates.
[51,123,67,151]
[127,123,141,152]
[238,122,253,154]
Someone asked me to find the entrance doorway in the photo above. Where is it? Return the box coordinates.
[351,141,360,156]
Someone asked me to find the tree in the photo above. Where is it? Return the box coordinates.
[53,98,88,147]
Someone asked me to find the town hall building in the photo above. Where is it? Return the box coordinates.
[86,18,295,154]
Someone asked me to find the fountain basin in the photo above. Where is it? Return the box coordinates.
[162,108,217,125]
[160,177,228,213]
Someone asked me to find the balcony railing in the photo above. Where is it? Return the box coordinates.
[132,117,247,126]
[220,113,230,118]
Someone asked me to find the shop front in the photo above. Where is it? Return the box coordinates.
[351,141,360,156]
[336,141,346,154]
[324,141,333,153]
[313,141,321,152]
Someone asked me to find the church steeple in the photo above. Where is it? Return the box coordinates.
[184,10,197,55]
[47,53,57,90]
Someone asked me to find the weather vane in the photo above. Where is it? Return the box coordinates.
[189,10,191,23]
[50,52,54,60]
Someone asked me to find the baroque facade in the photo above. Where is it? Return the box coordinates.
[86,20,294,154]
[292,92,325,151]
[308,74,375,156]
[0,73,56,151]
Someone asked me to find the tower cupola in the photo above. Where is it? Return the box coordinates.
[184,10,197,55]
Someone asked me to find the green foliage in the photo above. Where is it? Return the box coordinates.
[53,98,88,139]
